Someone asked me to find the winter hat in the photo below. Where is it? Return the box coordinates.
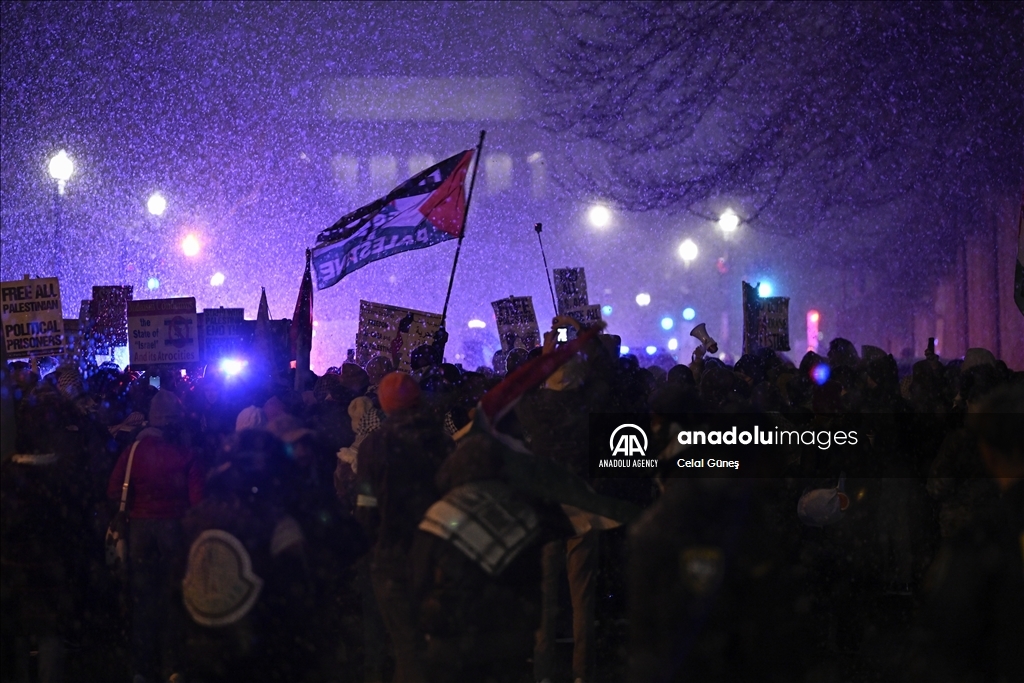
[55,367,84,399]
[961,348,996,373]
[148,390,183,427]
[263,395,288,421]
[108,411,147,436]
[377,372,421,416]
[313,374,341,403]
[365,355,395,386]
[235,405,268,432]
[340,362,370,395]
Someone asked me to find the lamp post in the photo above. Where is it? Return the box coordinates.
[48,150,74,285]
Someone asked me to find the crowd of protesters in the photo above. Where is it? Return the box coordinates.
[1,314,1021,683]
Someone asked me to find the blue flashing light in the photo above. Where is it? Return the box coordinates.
[660,317,674,330]
[219,358,248,377]
[682,307,696,321]
[601,305,613,316]
[758,281,773,297]
[147,277,160,290]
[645,345,657,356]
[811,363,830,385]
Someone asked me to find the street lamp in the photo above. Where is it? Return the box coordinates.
[182,234,201,257]
[718,209,740,233]
[677,238,698,263]
[147,192,167,216]
[48,150,73,195]
[587,204,612,228]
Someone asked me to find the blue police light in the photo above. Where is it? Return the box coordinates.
[811,363,830,385]
[682,307,696,321]
[758,281,773,297]
[660,317,674,330]
[219,358,248,377]
[602,305,613,316]
[645,345,657,355]
[619,345,630,356]
[147,277,160,290]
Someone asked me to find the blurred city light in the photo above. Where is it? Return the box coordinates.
[645,345,657,355]
[758,281,773,297]
[601,305,613,316]
[811,363,831,385]
[807,309,821,353]
[587,204,611,228]
[677,238,698,263]
[660,316,674,330]
[682,307,696,321]
[635,292,651,306]
[210,272,225,286]
[718,209,740,233]
[147,192,167,216]
[146,277,160,290]
[48,150,74,194]
[182,234,201,257]
[467,319,486,329]
[620,345,630,355]
[668,338,679,350]
[219,358,248,377]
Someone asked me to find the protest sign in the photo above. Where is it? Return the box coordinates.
[1,277,64,358]
[742,281,790,353]
[554,268,589,314]
[355,300,442,371]
[128,297,199,366]
[491,296,540,353]
[201,307,247,361]
[91,285,133,349]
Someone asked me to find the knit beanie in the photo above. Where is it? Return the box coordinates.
[340,362,370,395]
[235,405,268,432]
[377,372,421,416]
[149,390,183,427]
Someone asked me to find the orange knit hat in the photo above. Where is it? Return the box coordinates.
[377,372,421,416]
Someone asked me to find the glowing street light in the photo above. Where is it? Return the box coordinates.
[147,277,160,290]
[467,319,486,329]
[147,192,167,216]
[758,281,773,297]
[182,234,201,257]
[660,317,674,330]
[677,238,698,263]
[682,307,696,321]
[645,345,657,356]
[587,204,612,228]
[635,292,651,307]
[718,209,740,233]
[668,338,679,351]
[210,272,225,286]
[48,150,74,195]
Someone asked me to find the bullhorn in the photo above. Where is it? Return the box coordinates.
[689,323,718,355]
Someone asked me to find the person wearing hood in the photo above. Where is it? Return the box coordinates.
[106,390,204,683]
[357,372,453,683]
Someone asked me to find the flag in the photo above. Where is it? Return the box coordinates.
[312,149,474,291]
[291,251,314,364]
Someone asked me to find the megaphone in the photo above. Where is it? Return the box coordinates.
[690,323,718,355]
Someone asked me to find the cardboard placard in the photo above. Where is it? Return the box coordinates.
[491,296,540,353]
[554,268,589,314]
[202,307,247,361]
[742,281,790,353]
[128,298,199,365]
[355,300,442,372]
[1,277,64,358]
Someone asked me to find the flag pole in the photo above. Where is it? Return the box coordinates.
[534,222,558,315]
[441,130,486,328]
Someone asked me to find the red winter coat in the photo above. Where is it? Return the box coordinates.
[107,428,204,519]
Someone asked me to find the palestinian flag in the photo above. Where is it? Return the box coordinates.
[312,150,473,291]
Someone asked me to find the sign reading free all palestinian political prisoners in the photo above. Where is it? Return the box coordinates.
[742,281,790,353]
[355,300,442,372]
[554,268,589,314]
[492,296,540,353]
[1,277,64,357]
[128,298,199,365]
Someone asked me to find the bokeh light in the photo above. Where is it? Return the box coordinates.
[619,345,630,355]
[146,277,160,290]
[677,238,698,262]
[147,192,167,216]
[210,272,225,286]
[601,305,613,316]
[467,319,486,329]
[668,338,678,350]
[587,204,611,228]
[219,358,248,376]
[645,345,657,355]
[682,307,696,321]
[758,281,773,297]
[660,316,674,330]
[718,209,740,233]
[635,292,651,306]
[811,363,831,385]
[182,234,201,257]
